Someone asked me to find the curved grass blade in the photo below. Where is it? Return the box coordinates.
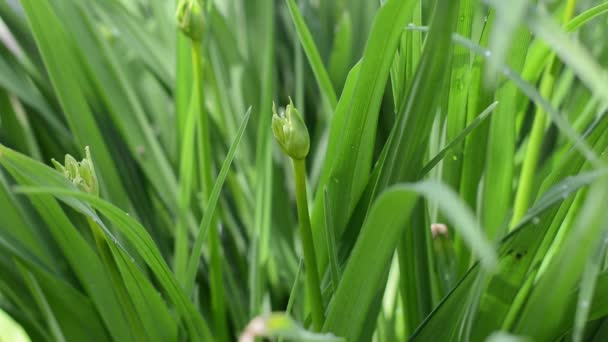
[184,107,252,294]
[19,0,131,209]
[52,0,181,208]
[514,177,608,341]
[310,0,416,271]
[0,46,69,141]
[0,149,139,342]
[16,265,66,342]
[420,101,498,177]
[552,271,608,339]
[324,181,497,341]
[284,0,337,111]
[524,5,608,107]
[0,144,212,340]
[410,167,608,341]
[18,259,111,341]
[483,0,528,84]
[522,2,608,82]
[404,26,602,167]
[15,186,213,341]
[572,237,607,342]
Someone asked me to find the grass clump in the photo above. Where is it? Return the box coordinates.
[1,0,608,341]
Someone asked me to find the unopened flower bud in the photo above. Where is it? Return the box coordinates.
[271,98,310,160]
[176,0,205,40]
[52,146,99,196]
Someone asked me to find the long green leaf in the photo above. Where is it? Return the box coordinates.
[310,0,416,272]
[324,181,496,341]
[284,0,338,111]
[184,107,252,294]
[19,0,131,210]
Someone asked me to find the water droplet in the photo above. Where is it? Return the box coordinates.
[459,16,465,22]
[580,300,590,308]
[484,50,492,58]
[407,22,415,28]
[484,16,488,22]
[532,217,540,225]
[456,79,465,90]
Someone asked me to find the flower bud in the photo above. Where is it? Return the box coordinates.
[271,98,310,160]
[52,146,99,196]
[176,0,205,40]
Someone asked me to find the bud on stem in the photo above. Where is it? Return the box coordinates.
[52,146,99,196]
[272,98,310,160]
[271,99,323,329]
[176,0,205,40]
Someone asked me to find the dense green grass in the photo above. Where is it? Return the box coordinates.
[1,0,608,341]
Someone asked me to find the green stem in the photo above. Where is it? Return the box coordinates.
[192,41,228,342]
[173,52,199,283]
[510,63,554,226]
[293,158,324,330]
[510,0,577,227]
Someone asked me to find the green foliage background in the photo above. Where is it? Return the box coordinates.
[1,0,608,341]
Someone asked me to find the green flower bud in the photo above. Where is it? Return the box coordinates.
[52,146,99,196]
[81,147,99,196]
[64,155,80,181]
[176,0,205,40]
[271,98,310,160]
[51,159,67,177]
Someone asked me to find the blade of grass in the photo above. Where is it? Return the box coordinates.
[514,177,608,340]
[572,236,607,342]
[328,12,352,91]
[481,20,530,239]
[249,0,275,318]
[15,186,214,341]
[284,0,337,112]
[324,181,496,341]
[411,167,608,340]
[0,46,69,142]
[12,256,111,341]
[0,150,136,342]
[456,10,493,275]
[511,0,577,226]
[0,143,212,340]
[483,0,528,85]
[19,0,131,210]
[53,0,181,210]
[322,188,340,294]
[184,107,252,294]
[16,265,66,342]
[420,101,498,177]
[441,0,475,195]
[446,32,603,166]
[310,0,416,273]
[521,2,608,84]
